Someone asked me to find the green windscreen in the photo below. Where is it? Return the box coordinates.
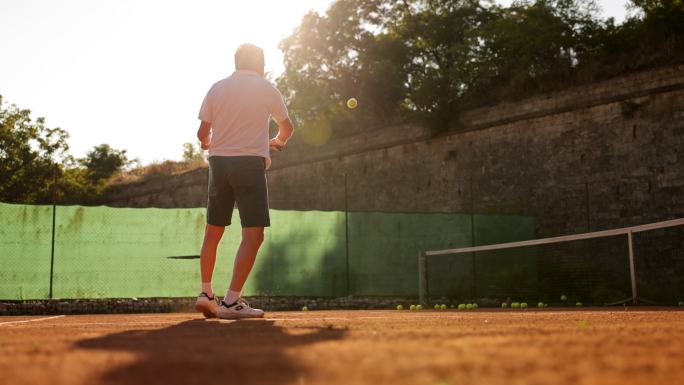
[1,203,535,300]
[52,206,210,298]
[0,203,53,299]
[348,212,474,296]
[254,210,347,297]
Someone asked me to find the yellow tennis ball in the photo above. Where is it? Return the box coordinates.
[302,306,308,311]
[346,97,358,109]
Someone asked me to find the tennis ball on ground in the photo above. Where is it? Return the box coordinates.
[302,306,308,311]
[520,302,528,309]
[458,304,466,310]
[472,303,479,309]
[346,97,358,109]
[501,302,508,308]
[466,304,474,310]
[434,304,441,310]
[416,304,423,310]
[560,294,567,301]
[537,302,545,308]
[410,304,416,311]
[440,304,447,310]
[397,304,404,310]
[575,302,583,307]
[511,302,520,308]
[678,301,684,307]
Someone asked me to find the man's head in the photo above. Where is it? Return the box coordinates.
[235,43,265,76]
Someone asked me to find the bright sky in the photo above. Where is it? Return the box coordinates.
[0,0,631,165]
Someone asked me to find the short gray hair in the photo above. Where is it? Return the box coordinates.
[235,44,264,71]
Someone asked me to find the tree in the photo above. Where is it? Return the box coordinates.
[0,95,69,203]
[80,144,130,183]
[182,142,204,161]
[279,0,684,135]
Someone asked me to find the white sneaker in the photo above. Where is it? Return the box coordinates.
[218,298,265,319]
[195,292,218,318]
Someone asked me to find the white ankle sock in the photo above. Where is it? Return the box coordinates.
[224,289,241,305]
[201,282,213,297]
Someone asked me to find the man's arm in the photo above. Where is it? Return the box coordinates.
[197,121,212,150]
[269,118,294,151]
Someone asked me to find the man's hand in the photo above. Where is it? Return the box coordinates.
[197,121,212,151]
[269,137,286,152]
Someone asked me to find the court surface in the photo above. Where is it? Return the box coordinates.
[1,309,683,385]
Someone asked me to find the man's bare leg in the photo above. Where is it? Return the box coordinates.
[200,224,225,295]
[223,227,264,304]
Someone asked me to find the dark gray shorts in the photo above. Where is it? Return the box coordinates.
[206,156,270,228]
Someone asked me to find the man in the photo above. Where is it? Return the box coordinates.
[194,43,294,319]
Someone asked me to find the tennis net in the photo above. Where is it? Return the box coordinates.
[419,218,684,306]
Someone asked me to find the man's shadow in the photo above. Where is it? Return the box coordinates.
[76,319,346,385]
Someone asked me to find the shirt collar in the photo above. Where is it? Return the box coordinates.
[234,69,260,77]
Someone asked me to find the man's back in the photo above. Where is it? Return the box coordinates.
[199,70,288,160]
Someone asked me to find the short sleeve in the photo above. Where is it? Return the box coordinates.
[267,86,289,123]
[198,85,214,122]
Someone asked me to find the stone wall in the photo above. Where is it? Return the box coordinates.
[107,65,684,238]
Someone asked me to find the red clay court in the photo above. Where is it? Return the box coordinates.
[2,308,684,385]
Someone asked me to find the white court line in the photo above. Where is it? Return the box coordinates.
[0,315,65,326]
[54,320,188,327]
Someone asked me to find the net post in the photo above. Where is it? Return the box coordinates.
[418,251,428,306]
[627,230,638,305]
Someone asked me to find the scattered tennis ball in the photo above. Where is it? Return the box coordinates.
[537,302,545,308]
[466,304,474,310]
[501,302,508,308]
[560,294,567,301]
[472,303,479,309]
[678,301,684,307]
[346,97,358,109]
[575,302,583,307]
[511,302,520,308]
[416,304,423,310]
[440,304,447,310]
[396,304,404,310]
[434,304,441,310]
[302,306,308,311]
[521,302,528,309]
[410,304,416,311]
[458,304,466,310]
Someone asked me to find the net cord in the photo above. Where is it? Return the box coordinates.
[424,217,684,257]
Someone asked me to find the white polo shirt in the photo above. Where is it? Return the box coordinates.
[198,70,289,163]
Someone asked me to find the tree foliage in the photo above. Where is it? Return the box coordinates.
[0,96,130,204]
[278,0,684,135]
[0,96,68,203]
[182,142,204,161]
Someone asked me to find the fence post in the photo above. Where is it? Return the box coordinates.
[627,230,638,305]
[49,204,56,299]
[344,173,350,296]
[418,251,428,305]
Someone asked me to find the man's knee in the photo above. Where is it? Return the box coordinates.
[242,227,264,247]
